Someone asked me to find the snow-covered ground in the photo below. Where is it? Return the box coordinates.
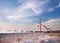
[0,32,60,43]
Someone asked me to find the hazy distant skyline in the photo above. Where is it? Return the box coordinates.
[0,0,60,32]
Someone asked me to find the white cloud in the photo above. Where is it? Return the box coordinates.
[1,0,58,25]
[47,8,55,12]
[0,22,39,33]
[6,0,50,23]
[27,3,43,14]
[42,19,60,30]
[17,0,27,3]
[35,18,60,31]
[0,18,60,33]
[47,1,60,13]
[17,0,50,14]
[46,2,60,13]
[0,8,10,15]
[0,0,60,33]
[1,0,58,24]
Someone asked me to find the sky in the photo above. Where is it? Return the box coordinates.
[0,0,60,32]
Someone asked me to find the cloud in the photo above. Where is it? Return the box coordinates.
[6,0,50,23]
[27,3,43,14]
[0,18,60,32]
[42,19,60,30]
[56,2,60,8]
[0,0,60,33]
[47,7,55,12]
[0,0,59,26]
[0,8,10,15]
[0,22,39,33]
[17,0,50,14]
[17,0,27,3]
[45,2,60,13]
[22,18,60,31]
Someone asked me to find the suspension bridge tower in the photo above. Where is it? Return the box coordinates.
[37,18,52,32]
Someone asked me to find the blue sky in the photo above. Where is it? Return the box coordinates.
[0,0,60,32]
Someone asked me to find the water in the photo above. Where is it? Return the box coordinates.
[0,32,60,43]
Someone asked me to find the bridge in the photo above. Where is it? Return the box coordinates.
[37,18,53,32]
